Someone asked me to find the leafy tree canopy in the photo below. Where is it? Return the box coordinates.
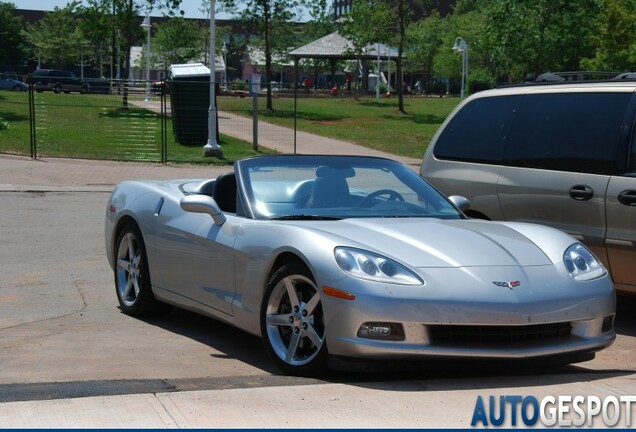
[0,2,27,68]
[23,1,88,69]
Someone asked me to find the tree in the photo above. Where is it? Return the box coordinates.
[432,7,490,93]
[23,2,88,69]
[151,17,206,69]
[79,0,184,108]
[0,2,27,70]
[341,0,394,98]
[219,0,305,110]
[581,0,636,71]
[76,0,115,77]
[484,0,598,81]
[342,0,432,113]
[405,12,444,90]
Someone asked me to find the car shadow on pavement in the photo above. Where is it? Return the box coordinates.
[137,305,635,388]
[324,358,634,390]
[139,307,280,374]
[616,294,636,337]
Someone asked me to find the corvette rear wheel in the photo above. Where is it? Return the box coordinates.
[114,223,170,316]
[261,263,327,376]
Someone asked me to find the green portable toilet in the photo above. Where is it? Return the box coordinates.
[168,63,218,145]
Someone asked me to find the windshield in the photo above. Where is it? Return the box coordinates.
[238,156,462,220]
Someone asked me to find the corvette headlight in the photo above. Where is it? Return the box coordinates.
[563,243,606,281]
[334,247,423,285]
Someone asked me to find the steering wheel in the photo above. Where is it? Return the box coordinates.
[358,189,405,208]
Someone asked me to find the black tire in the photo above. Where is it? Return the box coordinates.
[113,222,171,316]
[54,84,62,94]
[261,262,328,376]
[80,85,88,94]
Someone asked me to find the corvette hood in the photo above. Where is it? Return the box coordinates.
[306,218,552,268]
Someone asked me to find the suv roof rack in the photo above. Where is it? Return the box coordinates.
[497,71,636,89]
[535,71,619,82]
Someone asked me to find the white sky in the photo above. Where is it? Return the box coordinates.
[11,0,224,19]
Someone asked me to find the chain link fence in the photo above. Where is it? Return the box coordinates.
[0,78,297,164]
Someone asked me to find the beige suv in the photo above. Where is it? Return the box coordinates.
[421,81,636,294]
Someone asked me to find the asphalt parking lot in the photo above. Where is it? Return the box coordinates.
[0,155,635,428]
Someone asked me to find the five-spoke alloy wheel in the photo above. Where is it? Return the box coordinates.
[114,223,169,316]
[261,263,327,376]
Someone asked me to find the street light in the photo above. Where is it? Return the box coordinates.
[221,41,228,88]
[452,36,468,99]
[203,0,223,158]
[386,47,391,95]
[375,42,380,99]
[141,10,151,102]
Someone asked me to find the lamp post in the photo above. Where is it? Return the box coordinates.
[221,41,228,88]
[203,0,223,158]
[375,42,380,99]
[452,36,468,99]
[141,9,151,102]
[386,47,391,95]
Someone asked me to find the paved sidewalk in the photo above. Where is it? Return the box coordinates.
[0,154,227,192]
[216,110,422,168]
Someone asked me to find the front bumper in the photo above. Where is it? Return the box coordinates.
[321,266,616,360]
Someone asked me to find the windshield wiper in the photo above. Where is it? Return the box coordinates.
[271,214,342,221]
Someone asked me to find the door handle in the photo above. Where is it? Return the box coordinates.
[569,185,593,201]
[618,190,636,206]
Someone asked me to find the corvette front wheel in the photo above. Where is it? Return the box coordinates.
[261,263,327,376]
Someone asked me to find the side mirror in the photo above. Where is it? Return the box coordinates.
[448,195,471,212]
[180,195,226,226]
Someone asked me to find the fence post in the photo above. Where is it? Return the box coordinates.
[161,83,167,164]
[28,74,36,159]
[252,91,258,151]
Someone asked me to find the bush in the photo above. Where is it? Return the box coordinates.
[231,79,248,91]
[467,68,496,94]
[0,117,8,131]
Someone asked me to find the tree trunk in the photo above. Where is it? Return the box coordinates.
[397,0,406,113]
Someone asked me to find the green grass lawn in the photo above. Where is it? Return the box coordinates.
[0,91,270,164]
[219,94,460,159]
[1,90,459,162]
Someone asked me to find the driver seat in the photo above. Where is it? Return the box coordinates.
[307,175,352,208]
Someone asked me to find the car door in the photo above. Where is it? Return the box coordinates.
[497,92,632,264]
[151,198,237,315]
[498,168,609,256]
[605,169,636,293]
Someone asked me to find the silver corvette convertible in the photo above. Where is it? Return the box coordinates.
[105,155,615,375]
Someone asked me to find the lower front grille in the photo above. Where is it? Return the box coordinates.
[430,322,572,346]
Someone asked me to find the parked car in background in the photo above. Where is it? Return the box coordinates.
[151,79,169,95]
[421,80,636,295]
[0,74,27,91]
[32,69,90,94]
[88,78,112,94]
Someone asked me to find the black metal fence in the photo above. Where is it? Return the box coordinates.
[0,78,297,164]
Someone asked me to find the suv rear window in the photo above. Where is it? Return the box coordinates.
[433,96,521,164]
[504,92,631,175]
